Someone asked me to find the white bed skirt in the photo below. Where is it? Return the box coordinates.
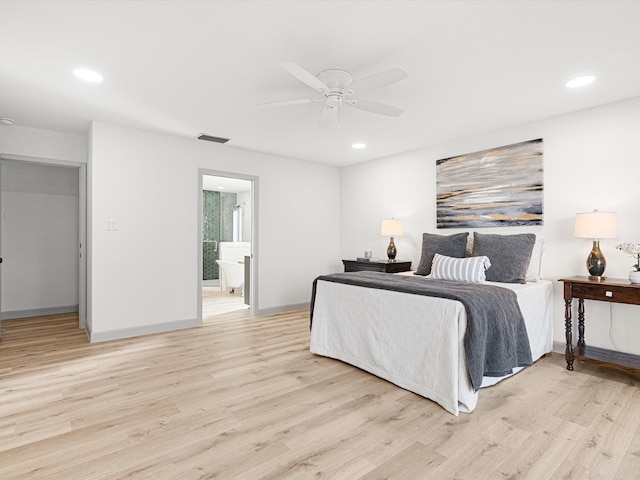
[310,279,553,415]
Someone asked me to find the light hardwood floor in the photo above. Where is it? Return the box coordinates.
[1,310,640,479]
[203,286,248,316]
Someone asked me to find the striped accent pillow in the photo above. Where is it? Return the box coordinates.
[430,253,491,283]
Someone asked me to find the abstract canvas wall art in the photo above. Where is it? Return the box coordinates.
[436,139,543,228]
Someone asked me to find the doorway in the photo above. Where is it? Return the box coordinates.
[198,170,257,321]
[0,157,85,330]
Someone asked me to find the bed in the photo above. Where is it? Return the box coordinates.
[309,232,553,415]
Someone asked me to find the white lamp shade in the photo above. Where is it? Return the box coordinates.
[381,219,403,237]
[574,211,617,239]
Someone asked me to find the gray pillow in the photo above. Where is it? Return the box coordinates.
[471,232,536,284]
[415,232,469,276]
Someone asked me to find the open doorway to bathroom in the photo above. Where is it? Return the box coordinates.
[199,171,256,320]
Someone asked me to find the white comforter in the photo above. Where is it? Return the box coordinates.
[309,278,553,415]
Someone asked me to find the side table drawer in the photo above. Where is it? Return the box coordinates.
[344,262,384,273]
[571,282,640,305]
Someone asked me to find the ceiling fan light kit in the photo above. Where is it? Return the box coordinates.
[261,62,407,128]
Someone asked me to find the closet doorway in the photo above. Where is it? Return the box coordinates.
[0,157,86,329]
[198,170,257,321]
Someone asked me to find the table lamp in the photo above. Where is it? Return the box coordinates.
[574,209,617,280]
[381,219,403,262]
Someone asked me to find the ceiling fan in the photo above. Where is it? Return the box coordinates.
[260,62,408,128]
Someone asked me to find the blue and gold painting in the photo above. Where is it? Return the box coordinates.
[436,139,543,228]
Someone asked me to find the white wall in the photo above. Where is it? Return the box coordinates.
[89,122,340,340]
[341,96,640,356]
[7,98,638,351]
[0,125,87,164]
[0,160,79,317]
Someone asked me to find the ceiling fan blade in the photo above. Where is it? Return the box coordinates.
[318,105,336,128]
[347,98,404,117]
[347,68,408,96]
[258,98,318,108]
[281,62,329,92]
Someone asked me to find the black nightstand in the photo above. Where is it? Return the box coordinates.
[342,259,412,274]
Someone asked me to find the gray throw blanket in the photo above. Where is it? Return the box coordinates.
[310,271,532,391]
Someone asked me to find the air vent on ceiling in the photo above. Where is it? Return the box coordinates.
[197,133,230,144]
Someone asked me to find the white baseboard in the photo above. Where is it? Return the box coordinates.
[89,317,200,343]
[255,303,309,317]
[0,305,79,320]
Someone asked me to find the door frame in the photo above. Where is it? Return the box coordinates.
[198,168,258,322]
[0,154,87,328]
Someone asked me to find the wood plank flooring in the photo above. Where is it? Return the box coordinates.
[1,310,640,479]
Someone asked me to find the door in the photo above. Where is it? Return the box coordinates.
[78,164,87,328]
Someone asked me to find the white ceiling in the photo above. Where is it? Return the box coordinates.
[2,1,640,167]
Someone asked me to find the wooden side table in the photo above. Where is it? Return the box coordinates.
[559,276,640,371]
[342,259,412,274]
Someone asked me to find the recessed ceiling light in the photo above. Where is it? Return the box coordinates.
[352,143,367,149]
[217,186,225,189]
[566,75,595,88]
[73,68,103,83]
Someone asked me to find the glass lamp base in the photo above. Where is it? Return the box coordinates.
[586,240,606,280]
[387,237,397,261]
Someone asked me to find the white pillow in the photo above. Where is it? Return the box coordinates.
[430,253,491,283]
[525,236,545,282]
